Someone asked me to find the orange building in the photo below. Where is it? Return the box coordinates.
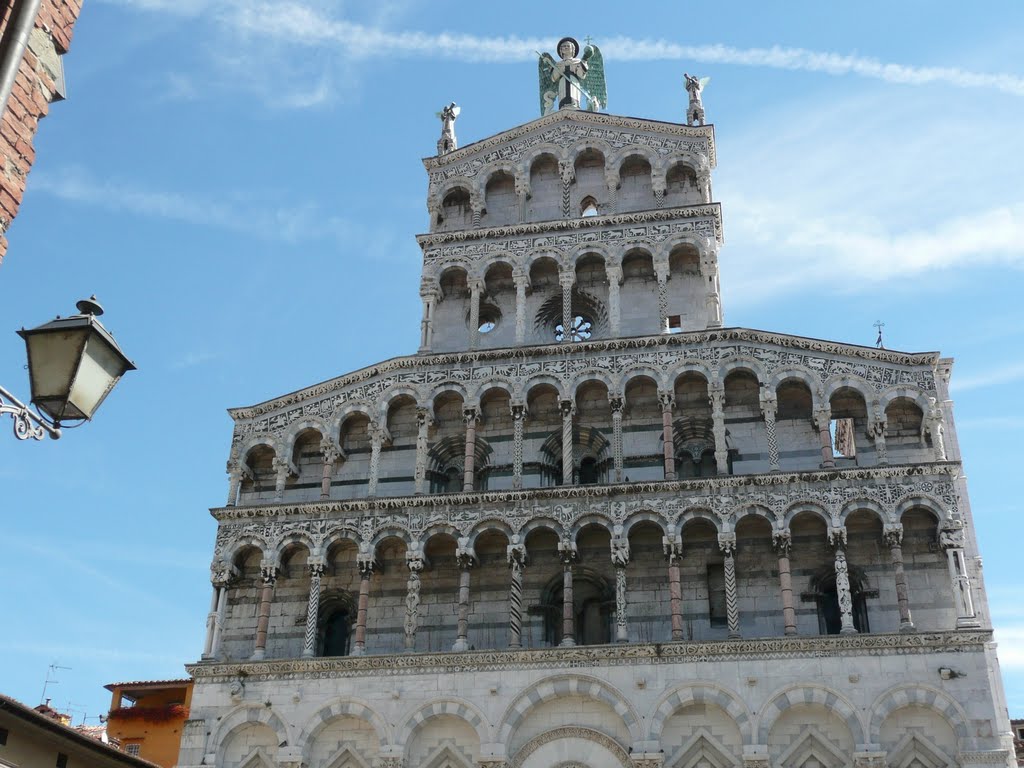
[105,679,193,768]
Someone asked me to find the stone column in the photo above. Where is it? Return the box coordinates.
[419,285,438,353]
[320,440,340,500]
[869,403,888,464]
[202,585,219,659]
[515,177,529,223]
[927,397,947,460]
[210,582,229,659]
[513,270,529,345]
[719,532,741,639]
[653,181,666,209]
[605,169,619,214]
[559,271,575,342]
[453,541,475,652]
[462,405,479,492]
[559,399,575,485]
[772,530,797,635]
[654,260,670,333]
[510,402,526,489]
[610,394,624,482]
[206,563,234,660]
[468,279,483,350]
[659,391,676,480]
[471,198,483,228]
[272,456,293,501]
[700,245,723,328]
[558,539,578,646]
[225,461,242,506]
[302,559,326,658]
[611,532,630,643]
[367,423,384,497]
[404,547,425,650]
[813,407,836,469]
[663,535,684,641]
[883,524,915,632]
[709,384,729,474]
[507,538,526,648]
[351,551,375,656]
[414,408,431,495]
[251,563,278,660]
[560,161,574,218]
[829,527,857,634]
[606,263,622,337]
[697,168,711,202]
[940,519,980,628]
[758,388,780,471]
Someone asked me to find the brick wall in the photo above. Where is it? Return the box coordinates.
[0,0,83,266]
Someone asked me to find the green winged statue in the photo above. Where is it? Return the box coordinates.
[537,36,606,116]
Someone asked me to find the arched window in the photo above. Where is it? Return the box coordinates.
[541,571,613,646]
[579,457,600,484]
[322,608,351,656]
[814,570,869,634]
[580,197,599,217]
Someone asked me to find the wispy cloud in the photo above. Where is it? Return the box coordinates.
[170,350,218,371]
[951,362,1024,393]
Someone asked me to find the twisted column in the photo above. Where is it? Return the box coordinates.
[558,539,578,646]
[772,530,797,635]
[352,551,375,656]
[884,524,915,632]
[940,519,980,628]
[719,533,741,639]
[367,423,384,497]
[419,286,438,353]
[654,261,670,333]
[471,200,482,228]
[664,535,684,641]
[302,560,325,657]
[462,405,479,492]
[606,263,622,337]
[559,271,575,342]
[272,456,292,501]
[610,395,624,482]
[659,391,676,480]
[513,271,528,344]
[760,389,780,472]
[511,402,526,489]
[605,170,619,213]
[414,408,431,495]
[560,162,574,217]
[453,542,475,651]
[611,532,630,643]
[404,548,425,650]
[507,538,526,648]
[869,402,888,464]
[829,527,857,634]
[560,399,575,485]
[814,407,836,469]
[320,440,340,499]
[709,384,729,474]
[468,279,483,350]
[251,563,278,660]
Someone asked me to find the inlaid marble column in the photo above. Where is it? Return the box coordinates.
[606,263,622,337]
[883,524,915,632]
[462,405,479,492]
[659,391,676,480]
[203,563,233,660]
[869,403,888,464]
[663,535,684,641]
[272,456,294,501]
[351,551,375,656]
[611,532,630,643]
[404,547,426,651]
[559,271,575,342]
[605,169,619,214]
[251,563,278,660]
[512,270,529,344]
[560,161,574,217]
[510,402,526,489]
[367,423,384,497]
[772,530,797,635]
[654,260,670,333]
[653,177,666,209]
[419,285,438,353]
[414,408,431,495]
[719,532,741,639]
[453,542,475,652]
[560,399,575,485]
[468,279,483,350]
[709,384,729,475]
[813,407,836,469]
[940,519,980,628]
[320,440,341,500]
[302,559,326,657]
[507,538,527,648]
[471,200,483,228]
[760,388,780,472]
[558,539,578,646]
[610,394,624,482]
[515,177,530,223]
[829,527,857,634]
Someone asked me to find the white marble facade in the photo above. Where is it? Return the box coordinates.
[180,94,1014,768]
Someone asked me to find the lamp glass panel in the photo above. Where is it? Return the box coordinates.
[24,329,88,420]
[67,333,129,419]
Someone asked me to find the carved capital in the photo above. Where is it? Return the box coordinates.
[658,391,675,411]
[611,537,630,567]
[416,407,433,429]
[813,408,833,430]
[455,537,476,569]
[882,523,904,548]
[558,538,578,565]
[463,405,480,426]
[210,561,237,588]
[559,399,576,418]
[308,559,326,579]
[507,541,527,567]
[605,263,623,283]
[828,526,848,550]
[718,532,737,555]
[759,388,778,416]
[357,552,376,576]
[939,518,966,550]
[320,438,342,464]
[510,402,527,421]
[663,534,682,563]
[259,563,279,586]
[558,270,576,288]
[609,394,624,414]
[772,529,792,557]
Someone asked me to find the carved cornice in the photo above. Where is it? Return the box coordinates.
[415,203,723,248]
[186,630,991,682]
[422,109,717,172]
[227,327,940,423]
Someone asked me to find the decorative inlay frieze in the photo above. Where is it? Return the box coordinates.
[185,630,991,682]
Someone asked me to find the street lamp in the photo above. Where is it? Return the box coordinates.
[0,296,135,440]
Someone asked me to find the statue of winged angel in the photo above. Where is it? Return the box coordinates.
[537,36,606,116]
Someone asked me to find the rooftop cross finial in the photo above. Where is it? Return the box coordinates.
[436,102,460,156]
[537,36,606,116]
[874,320,886,349]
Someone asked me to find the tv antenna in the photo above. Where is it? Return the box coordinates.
[874,320,885,349]
[40,663,71,705]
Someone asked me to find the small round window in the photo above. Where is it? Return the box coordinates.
[475,305,501,334]
[555,315,593,342]
[479,319,497,333]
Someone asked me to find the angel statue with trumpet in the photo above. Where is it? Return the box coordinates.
[537,36,606,115]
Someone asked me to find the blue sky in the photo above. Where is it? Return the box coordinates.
[1,0,1022,726]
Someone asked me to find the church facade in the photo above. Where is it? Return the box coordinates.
[179,45,1014,768]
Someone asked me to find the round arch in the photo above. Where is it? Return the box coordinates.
[647,682,753,744]
[297,698,391,762]
[394,697,492,750]
[868,684,969,744]
[756,684,865,745]
[211,705,292,761]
